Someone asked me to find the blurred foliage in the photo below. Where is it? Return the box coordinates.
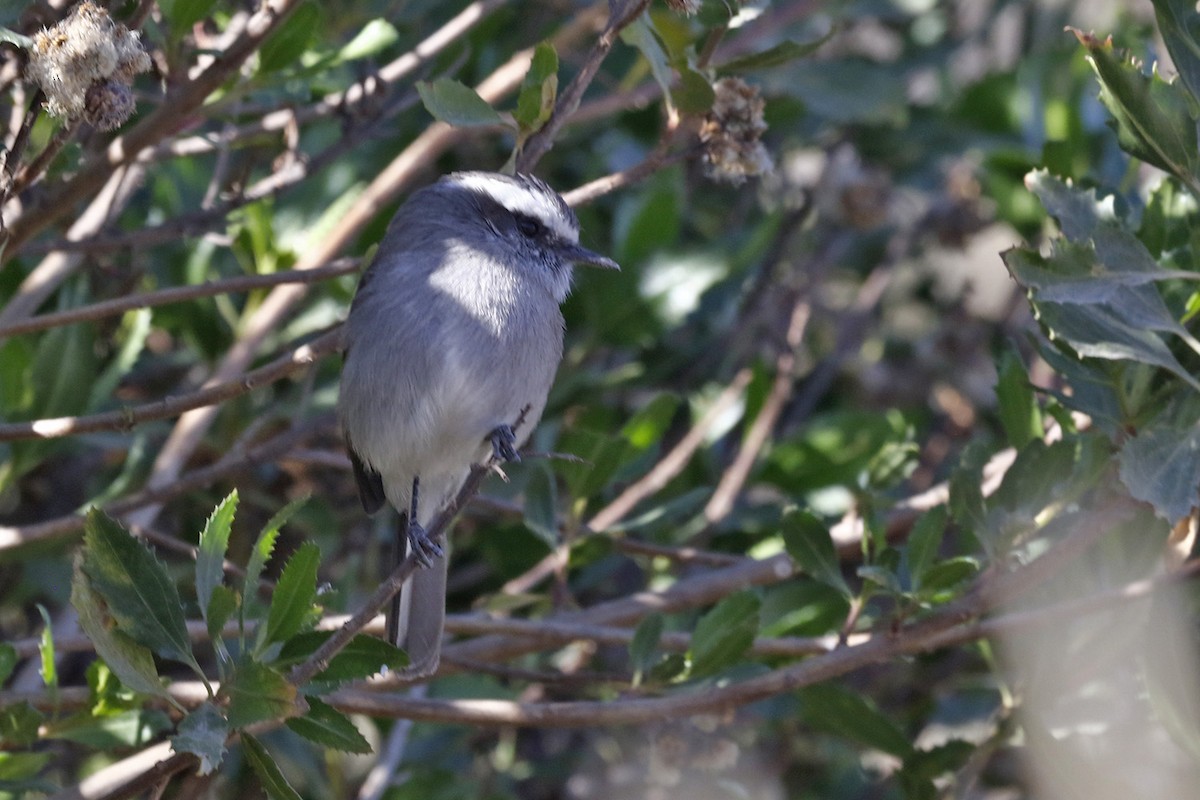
[2,0,1200,798]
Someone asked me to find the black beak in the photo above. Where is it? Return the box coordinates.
[558,242,620,271]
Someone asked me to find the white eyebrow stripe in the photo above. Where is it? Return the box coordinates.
[451,173,579,243]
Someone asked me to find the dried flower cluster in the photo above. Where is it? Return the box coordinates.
[24,1,151,130]
[699,77,774,184]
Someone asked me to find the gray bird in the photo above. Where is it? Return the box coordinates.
[338,172,618,676]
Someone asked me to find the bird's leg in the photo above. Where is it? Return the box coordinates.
[404,475,443,567]
[489,424,520,464]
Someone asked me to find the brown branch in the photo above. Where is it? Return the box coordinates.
[0,417,326,552]
[515,0,652,172]
[0,259,358,338]
[0,328,341,443]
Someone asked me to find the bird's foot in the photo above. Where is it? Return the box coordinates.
[405,519,443,567]
[489,424,520,464]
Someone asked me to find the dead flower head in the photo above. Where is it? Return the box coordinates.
[700,77,774,184]
[25,1,152,130]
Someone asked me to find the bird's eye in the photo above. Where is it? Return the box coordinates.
[515,214,544,238]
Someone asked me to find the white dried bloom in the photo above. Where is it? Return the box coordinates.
[700,77,774,184]
[25,1,151,128]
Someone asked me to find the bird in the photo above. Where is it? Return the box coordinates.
[338,171,618,676]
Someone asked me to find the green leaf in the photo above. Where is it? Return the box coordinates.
[0,643,15,685]
[0,751,50,782]
[286,695,371,754]
[71,559,169,700]
[904,507,947,592]
[621,15,676,112]
[197,490,238,629]
[52,708,172,749]
[621,393,680,450]
[688,590,760,678]
[918,557,980,595]
[277,632,407,683]
[0,701,43,747]
[260,543,321,651]
[629,612,664,684]
[996,348,1043,449]
[515,42,558,130]
[161,0,219,40]
[36,604,56,693]
[781,510,850,598]
[171,702,229,775]
[417,78,507,127]
[258,1,321,73]
[337,18,399,63]
[31,301,97,420]
[672,67,716,115]
[207,585,239,676]
[1119,422,1200,522]
[1153,0,1200,104]
[1074,29,1200,182]
[1034,299,1200,393]
[718,33,833,74]
[225,661,296,728]
[948,440,990,530]
[523,462,559,549]
[242,733,303,800]
[555,429,633,499]
[80,509,199,672]
[799,684,915,758]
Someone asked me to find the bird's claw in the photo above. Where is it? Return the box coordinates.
[406,521,443,567]
[489,424,520,464]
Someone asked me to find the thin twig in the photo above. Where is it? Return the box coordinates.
[0,328,341,443]
[0,259,359,338]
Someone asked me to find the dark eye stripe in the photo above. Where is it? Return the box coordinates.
[514,213,545,238]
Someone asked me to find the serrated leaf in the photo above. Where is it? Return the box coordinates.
[630,613,664,684]
[286,695,371,754]
[260,543,321,651]
[80,509,199,672]
[688,590,760,678]
[417,78,507,127]
[781,510,850,598]
[515,42,558,129]
[523,462,559,548]
[71,560,169,700]
[277,632,408,683]
[258,1,321,74]
[1120,423,1200,522]
[1073,29,1200,181]
[799,683,915,758]
[243,496,308,614]
[904,507,947,592]
[0,702,43,747]
[337,18,399,63]
[171,702,228,775]
[718,32,833,74]
[0,643,15,685]
[996,348,1043,449]
[197,491,238,629]
[1034,300,1200,393]
[225,661,296,728]
[242,733,303,800]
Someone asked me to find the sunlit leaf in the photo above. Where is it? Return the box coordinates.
[286,695,371,754]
